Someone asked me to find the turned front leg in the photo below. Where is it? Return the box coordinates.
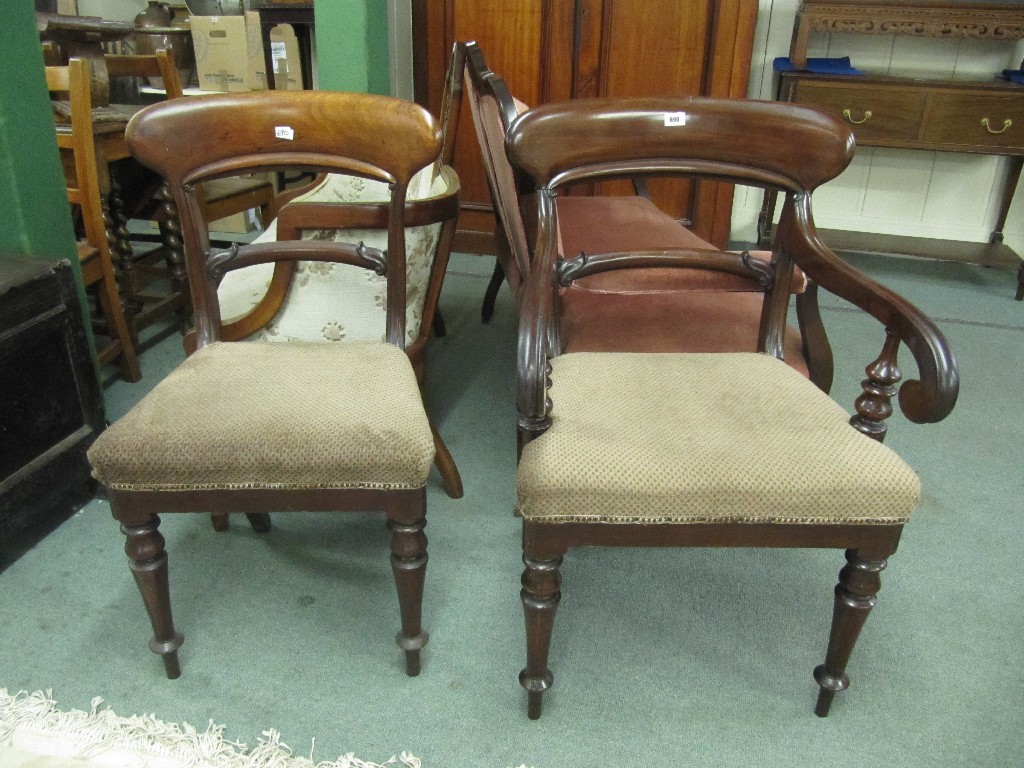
[814,547,891,716]
[520,552,562,719]
[120,514,184,679]
[388,491,429,676]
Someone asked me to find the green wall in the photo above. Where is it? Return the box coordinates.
[314,0,390,95]
[0,4,79,263]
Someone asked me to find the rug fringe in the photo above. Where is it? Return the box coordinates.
[0,689,419,768]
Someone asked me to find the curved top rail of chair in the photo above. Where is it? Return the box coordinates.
[505,96,855,193]
[126,91,442,186]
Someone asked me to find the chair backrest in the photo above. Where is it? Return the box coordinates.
[104,50,185,100]
[126,90,442,351]
[507,96,956,428]
[506,97,855,195]
[463,41,531,295]
[45,57,109,258]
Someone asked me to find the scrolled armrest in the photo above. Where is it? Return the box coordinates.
[786,197,958,424]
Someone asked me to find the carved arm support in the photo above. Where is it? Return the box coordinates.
[785,194,958,425]
[517,189,559,449]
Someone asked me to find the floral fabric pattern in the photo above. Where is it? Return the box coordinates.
[218,166,449,345]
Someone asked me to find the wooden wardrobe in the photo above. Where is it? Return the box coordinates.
[412,0,759,252]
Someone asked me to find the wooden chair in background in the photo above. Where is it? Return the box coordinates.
[506,97,958,719]
[46,57,141,382]
[88,90,446,680]
[463,41,834,391]
[103,50,277,338]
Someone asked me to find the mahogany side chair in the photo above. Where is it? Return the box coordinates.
[505,96,959,719]
[87,90,443,679]
[463,41,834,391]
[46,57,141,382]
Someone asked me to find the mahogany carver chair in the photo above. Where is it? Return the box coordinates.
[463,42,834,391]
[505,97,959,719]
[102,50,277,338]
[46,57,141,382]
[87,90,442,679]
[212,43,467,503]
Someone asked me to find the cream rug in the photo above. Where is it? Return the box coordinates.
[0,690,421,768]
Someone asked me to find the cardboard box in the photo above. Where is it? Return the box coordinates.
[261,22,304,91]
[245,11,269,90]
[191,15,251,92]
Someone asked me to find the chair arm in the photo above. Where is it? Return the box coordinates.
[786,196,958,424]
[274,167,460,240]
[517,192,559,448]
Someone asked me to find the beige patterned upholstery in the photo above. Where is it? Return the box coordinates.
[88,341,435,492]
[217,167,452,345]
[517,352,920,525]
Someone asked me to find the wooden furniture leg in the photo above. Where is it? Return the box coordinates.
[813,546,894,716]
[429,420,463,499]
[388,490,429,676]
[119,513,184,679]
[481,259,505,322]
[520,548,563,719]
[988,156,1024,300]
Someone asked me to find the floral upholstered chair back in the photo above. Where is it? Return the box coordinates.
[218,165,456,346]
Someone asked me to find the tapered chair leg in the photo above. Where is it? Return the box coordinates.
[520,551,562,719]
[813,547,891,716]
[388,491,429,676]
[119,512,184,679]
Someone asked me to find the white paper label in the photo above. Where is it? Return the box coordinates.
[271,41,287,72]
[664,112,687,126]
[275,126,295,140]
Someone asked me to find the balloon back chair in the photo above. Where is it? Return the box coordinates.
[505,96,959,718]
[87,91,445,679]
[214,44,467,502]
[463,41,834,390]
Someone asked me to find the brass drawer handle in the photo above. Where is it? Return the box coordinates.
[842,108,872,125]
[981,117,1012,135]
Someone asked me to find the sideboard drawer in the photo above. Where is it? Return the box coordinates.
[922,94,1024,152]
[789,81,926,142]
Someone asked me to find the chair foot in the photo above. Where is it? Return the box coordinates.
[396,630,429,676]
[520,670,553,720]
[151,636,184,679]
[520,552,562,719]
[210,513,229,532]
[813,665,845,717]
[246,512,272,532]
[813,548,890,717]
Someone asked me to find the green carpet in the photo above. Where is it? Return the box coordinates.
[0,252,1020,766]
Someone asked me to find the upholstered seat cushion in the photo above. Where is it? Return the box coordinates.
[517,352,919,525]
[88,341,435,492]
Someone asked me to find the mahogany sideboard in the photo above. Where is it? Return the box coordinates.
[765,0,1024,299]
